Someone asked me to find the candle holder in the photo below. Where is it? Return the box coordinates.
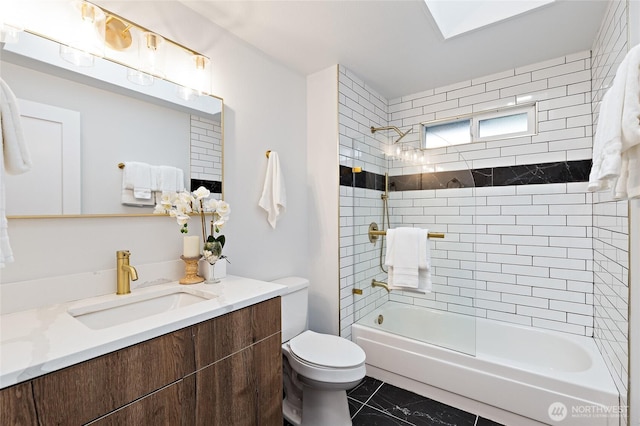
[179,255,205,284]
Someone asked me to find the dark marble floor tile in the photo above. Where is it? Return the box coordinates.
[348,376,384,403]
[349,397,365,418]
[352,404,414,426]
[476,416,504,426]
[367,383,476,426]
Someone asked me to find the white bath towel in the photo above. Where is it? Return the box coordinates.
[121,189,155,207]
[122,161,153,199]
[259,151,286,229]
[588,43,640,200]
[385,228,431,293]
[1,79,32,267]
[155,165,185,193]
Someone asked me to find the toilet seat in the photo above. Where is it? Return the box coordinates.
[283,331,366,385]
[289,330,366,368]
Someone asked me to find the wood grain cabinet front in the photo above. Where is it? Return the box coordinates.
[0,297,282,426]
[0,381,38,426]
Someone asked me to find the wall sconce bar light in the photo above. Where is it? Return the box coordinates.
[13,0,213,97]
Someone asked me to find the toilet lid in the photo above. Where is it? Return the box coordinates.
[289,330,366,368]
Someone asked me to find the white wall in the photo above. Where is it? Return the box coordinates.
[307,65,340,335]
[1,2,308,309]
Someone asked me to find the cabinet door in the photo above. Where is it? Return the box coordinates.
[0,381,38,425]
[194,297,281,369]
[195,334,282,426]
[91,375,196,426]
[32,328,194,425]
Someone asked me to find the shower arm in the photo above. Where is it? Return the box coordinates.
[370,126,412,144]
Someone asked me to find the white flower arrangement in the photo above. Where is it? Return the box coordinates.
[154,186,230,263]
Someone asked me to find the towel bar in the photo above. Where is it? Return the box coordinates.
[118,162,125,169]
[368,222,444,243]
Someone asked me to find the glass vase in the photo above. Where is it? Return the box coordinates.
[202,240,222,284]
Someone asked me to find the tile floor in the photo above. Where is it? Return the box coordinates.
[284,376,504,426]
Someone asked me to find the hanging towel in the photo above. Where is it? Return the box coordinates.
[588,43,640,199]
[121,189,155,207]
[122,161,153,199]
[259,151,286,229]
[1,78,32,267]
[384,228,431,293]
[155,165,185,193]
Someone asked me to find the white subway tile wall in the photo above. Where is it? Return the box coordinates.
[190,115,223,185]
[339,47,600,340]
[591,0,630,420]
[340,13,630,422]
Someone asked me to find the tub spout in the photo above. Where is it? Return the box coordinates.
[371,279,390,292]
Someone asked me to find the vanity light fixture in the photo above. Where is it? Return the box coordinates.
[0,2,24,44]
[59,0,106,67]
[0,22,24,44]
[177,54,212,100]
[127,32,166,86]
[15,0,212,99]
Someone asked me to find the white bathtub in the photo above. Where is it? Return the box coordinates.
[352,302,621,426]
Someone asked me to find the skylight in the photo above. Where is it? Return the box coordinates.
[424,0,555,39]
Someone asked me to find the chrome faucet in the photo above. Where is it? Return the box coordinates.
[116,250,138,295]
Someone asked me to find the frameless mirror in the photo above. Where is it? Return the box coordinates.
[1,31,223,217]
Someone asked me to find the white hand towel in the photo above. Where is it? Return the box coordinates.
[259,151,287,229]
[122,161,153,199]
[121,189,156,207]
[384,228,431,293]
[589,43,640,199]
[1,79,31,267]
[385,228,420,288]
[155,165,185,193]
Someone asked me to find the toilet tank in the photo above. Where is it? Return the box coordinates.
[271,276,309,343]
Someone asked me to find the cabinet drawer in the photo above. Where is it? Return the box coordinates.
[0,381,38,425]
[32,328,194,425]
[195,333,282,426]
[193,297,281,368]
[90,375,196,426]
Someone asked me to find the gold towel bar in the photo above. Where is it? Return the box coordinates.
[368,222,445,243]
[369,229,445,239]
[118,162,125,169]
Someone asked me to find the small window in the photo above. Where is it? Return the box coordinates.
[422,103,537,149]
[424,119,470,149]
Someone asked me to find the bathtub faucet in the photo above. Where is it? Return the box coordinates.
[371,279,390,292]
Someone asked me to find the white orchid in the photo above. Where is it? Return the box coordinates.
[155,186,230,256]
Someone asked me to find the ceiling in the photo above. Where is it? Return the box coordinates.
[179,0,608,100]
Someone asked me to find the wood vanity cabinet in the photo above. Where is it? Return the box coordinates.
[0,297,282,426]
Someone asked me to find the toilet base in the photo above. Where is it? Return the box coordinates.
[301,387,351,426]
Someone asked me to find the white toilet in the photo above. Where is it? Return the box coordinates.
[272,277,366,426]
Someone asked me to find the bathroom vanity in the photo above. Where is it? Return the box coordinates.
[0,278,284,425]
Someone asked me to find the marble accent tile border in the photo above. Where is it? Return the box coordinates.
[340,160,591,191]
[190,178,222,194]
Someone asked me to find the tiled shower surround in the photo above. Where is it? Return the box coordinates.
[190,114,223,194]
[340,11,630,421]
[590,0,630,421]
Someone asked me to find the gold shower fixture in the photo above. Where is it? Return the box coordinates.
[370,125,412,144]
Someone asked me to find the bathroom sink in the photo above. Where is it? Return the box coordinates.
[67,287,216,330]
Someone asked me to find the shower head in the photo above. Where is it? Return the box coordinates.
[370,125,412,144]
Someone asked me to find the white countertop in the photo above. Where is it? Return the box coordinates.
[0,276,286,389]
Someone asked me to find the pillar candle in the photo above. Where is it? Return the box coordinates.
[183,235,200,258]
